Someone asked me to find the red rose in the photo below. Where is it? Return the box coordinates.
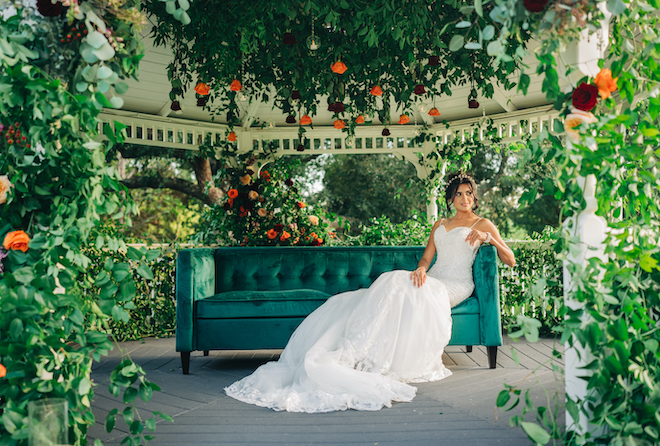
[274,224,284,232]
[333,102,345,113]
[197,97,208,107]
[296,144,305,152]
[572,83,599,112]
[382,128,390,136]
[291,90,301,100]
[285,179,294,187]
[523,0,549,12]
[428,56,440,66]
[170,101,181,111]
[327,103,336,112]
[285,115,296,124]
[283,33,297,45]
[414,84,426,95]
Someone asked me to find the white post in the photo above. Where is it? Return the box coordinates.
[559,4,611,435]
[426,192,438,223]
[563,174,607,435]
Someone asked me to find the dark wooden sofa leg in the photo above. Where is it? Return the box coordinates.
[466,345,473,353]
[203,350,209,356]
[487,346,498,369]
[181,352,190,375]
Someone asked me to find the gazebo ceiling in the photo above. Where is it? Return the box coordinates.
[118,29,556,129]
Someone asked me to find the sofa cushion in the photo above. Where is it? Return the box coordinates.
[450,296,479,315]
[197,289,331,319]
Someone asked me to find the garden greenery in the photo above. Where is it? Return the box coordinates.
[1,0,659,445]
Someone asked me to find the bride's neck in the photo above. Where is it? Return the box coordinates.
[449,210,475,222]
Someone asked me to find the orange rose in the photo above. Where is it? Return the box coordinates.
[355,115,365,124]
[398,114,410,125]
[0,175,12,205]
[297,201,306,209]
[267,229,278,240]
[331,61,348,75]
[593,69,618,100]
[310,232,318,239]
[428,108,441,116]
[228,132,237,142]
[564,108,597,143]
[300,115,312,125]
[0,364,5,378]
[194,82,210,96]
[3,230,30,252]
[370,86,382,96]
[280,231,291,242]
[334,120,346,130]
[230,79,242,91]
[227,189,238,199]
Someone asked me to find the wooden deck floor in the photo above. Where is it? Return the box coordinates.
[88,336,564,446]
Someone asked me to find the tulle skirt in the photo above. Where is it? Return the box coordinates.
[224,270,454,413]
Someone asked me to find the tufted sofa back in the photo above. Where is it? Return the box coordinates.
[214,246,427,296]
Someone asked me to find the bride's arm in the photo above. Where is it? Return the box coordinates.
[411,220,441,287]
[466,219,516,267]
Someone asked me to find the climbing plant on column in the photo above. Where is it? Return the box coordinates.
[0,0,182,444]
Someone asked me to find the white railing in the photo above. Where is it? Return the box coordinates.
[98,105,560,155]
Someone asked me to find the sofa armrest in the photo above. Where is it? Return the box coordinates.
[473,245,503,346]
[176,248,216,352]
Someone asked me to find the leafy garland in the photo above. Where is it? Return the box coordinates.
[0,0,177,443]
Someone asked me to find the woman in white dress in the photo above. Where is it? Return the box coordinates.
[225,172,516,413]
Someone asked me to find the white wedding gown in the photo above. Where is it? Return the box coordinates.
[225,223,481,413]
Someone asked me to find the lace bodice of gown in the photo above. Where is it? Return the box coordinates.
[427,225,480,307]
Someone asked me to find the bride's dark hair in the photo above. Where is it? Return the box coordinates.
[445,171,479,213]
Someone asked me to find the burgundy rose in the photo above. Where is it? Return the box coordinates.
[291,90,301,100]
[196,97,208,107]
[285,115,296,124]
[170,101,181,111]
[327,103,336,112]
[223,201,232,210]
[37,0,63,17]
[428,56,439,66]
[296,144,305,152]
[333,102,345,113]
[414,84,426,95]
[311,238,321,246]
[274,224,284,232]
[285,179,294,187]
[523,0,549,12]
[572,83,599,112]
[468,99,480,109]
[283,33,297,45]
[382,128,391,136]
[244,200,255,210]
[246,156,255,166]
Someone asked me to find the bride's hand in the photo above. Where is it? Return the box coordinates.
[466,229,489,246]
[410,267,427,288]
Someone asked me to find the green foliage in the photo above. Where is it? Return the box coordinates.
[0,3,168,445]
[339,213,432,246]
[501,228,563,336]
[144,0,525,131]
[194,159,337,246]
[82,244,177,341]
[316,154,426,232]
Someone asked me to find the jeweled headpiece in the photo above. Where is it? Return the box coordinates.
[446,172,473,190]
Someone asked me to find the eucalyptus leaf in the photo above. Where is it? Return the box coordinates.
[114,81,129,95]
[606,0,627,15]
[449,35,465,52]
[109,96,124,108]
[86,31,107,49]
[464,42,482,50]
[165,0,176,14]
[482,25,495,41]
[93,43,115,61]
[455,21,472,29]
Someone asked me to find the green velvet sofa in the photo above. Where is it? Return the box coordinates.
[175,245,502,374]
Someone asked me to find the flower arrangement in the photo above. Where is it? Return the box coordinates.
[196,161,336,247]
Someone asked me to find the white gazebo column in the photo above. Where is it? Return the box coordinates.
[560,4,611,435]
[563,174,607,435]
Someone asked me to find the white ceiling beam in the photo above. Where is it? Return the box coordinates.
[491,84,518,112]
[157,101,172,117]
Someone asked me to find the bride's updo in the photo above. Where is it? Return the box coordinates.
[445,171,479,213]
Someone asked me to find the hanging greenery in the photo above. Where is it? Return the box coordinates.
[144,0,527,131]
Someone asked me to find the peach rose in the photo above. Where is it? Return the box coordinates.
[4,230,30,252]
[308,215,319,226]
[248,190,259,200]
[280,231,291,242]
[240,175,252,185]
[594,69,618,100]
[564,108,597,143]
[257,208,268,217]
[0,175,11,205]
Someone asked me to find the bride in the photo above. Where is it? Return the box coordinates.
[225,172,516,413]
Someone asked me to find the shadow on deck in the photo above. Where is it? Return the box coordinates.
[88,336,564,446]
